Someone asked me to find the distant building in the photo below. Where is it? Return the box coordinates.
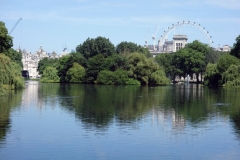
[59,47,69,57]
[19,45,73,78]
[217,44,231,52]
[21,46,52,78]
[146,35,231,56]
[49,51,58,58]
[146,35,188,56]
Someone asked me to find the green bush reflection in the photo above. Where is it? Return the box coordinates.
[0,90,23,146]
[38,83,240,137]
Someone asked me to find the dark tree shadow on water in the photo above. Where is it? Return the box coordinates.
[0,90,23,148]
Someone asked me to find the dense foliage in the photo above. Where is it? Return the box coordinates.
[204,63,221,86]
[38,37,169,85]
[0,22,13,53]
[0,54,24,94]
[76,36,116,59]
[40,66,60,83]
[0,21,24,94]
[37,57,58,74]
[38,34,240,87]
[204,35,240,87]
[116,41,151,58]
[222,65,240,87]
[230,35,240,58]
[155,40,210,82]
[66,62,85,83]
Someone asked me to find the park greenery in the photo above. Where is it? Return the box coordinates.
[155,37,240,87]
[38,37,170,85]
[1,19,240,88]
[0,21,24,95]
[37,34,240,87]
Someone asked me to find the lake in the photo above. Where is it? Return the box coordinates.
[0,81,240,159]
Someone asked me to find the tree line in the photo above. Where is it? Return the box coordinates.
[0,21,24,95]
[1,19,240,88]
[38,37,170,85]
[38,35,240,87]
[155,36,240,87]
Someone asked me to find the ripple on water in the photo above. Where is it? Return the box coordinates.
[212,103,230,106]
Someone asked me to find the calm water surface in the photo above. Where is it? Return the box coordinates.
[0,81,240,159]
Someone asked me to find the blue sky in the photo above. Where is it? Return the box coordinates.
[1,0,240,54]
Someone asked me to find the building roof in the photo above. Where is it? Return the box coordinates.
[173,35,188,40]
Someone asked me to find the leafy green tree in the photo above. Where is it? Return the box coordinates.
[222,65,240,87]
[76,36,116,59]
[104,54,129,71]
[155,53,175,79]
[174,48,205,82]
[54,55,71,82]
[113,69,129,84]
[204,63,221,86]
[65,62,85,83]
[0,21,13,53]
[149,69,170,85]
[96,70,115,85]
[38,57,58,74]
[0,54,24,91]
[116,41,151,57]
[96,69,129,85]
[51,52,87,83]
[205,48,223,64]
[3,48,22,67]
[67,52,86,67]
[216,54,240,73]
[85,54,108,83]
[127,52,160,84]
[230,35,240,58]
[40,66,60,83]
[185,40,210,55]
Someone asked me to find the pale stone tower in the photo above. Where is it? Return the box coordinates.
[173,35,188,52]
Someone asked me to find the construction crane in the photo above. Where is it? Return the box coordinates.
[145,28,149,47]
[152,26,160,51]
[9,18,22,35]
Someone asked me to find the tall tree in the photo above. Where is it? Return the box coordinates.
[230,35,240,58]
[38,57,58,74]
[76,36,116,59]
[185,40,210,55]
[65,62,85,83]
[0,54,24,90]
[216,53,240,73]
[116,41,151,57]
[155,53,175,79]
[127,52,159,84]
[0,21,13,53]
[205,48,223,64]
[3,48,23,67]
[204,63,221,86]
[85,54,107,83]
[40,66,60,83]
[174,48,205,82]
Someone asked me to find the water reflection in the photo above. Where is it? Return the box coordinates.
[28,82,240,140]
[1,82,240,159]
[0,90,23,147]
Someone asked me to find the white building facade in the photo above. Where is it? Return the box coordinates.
[21,46,51,78]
